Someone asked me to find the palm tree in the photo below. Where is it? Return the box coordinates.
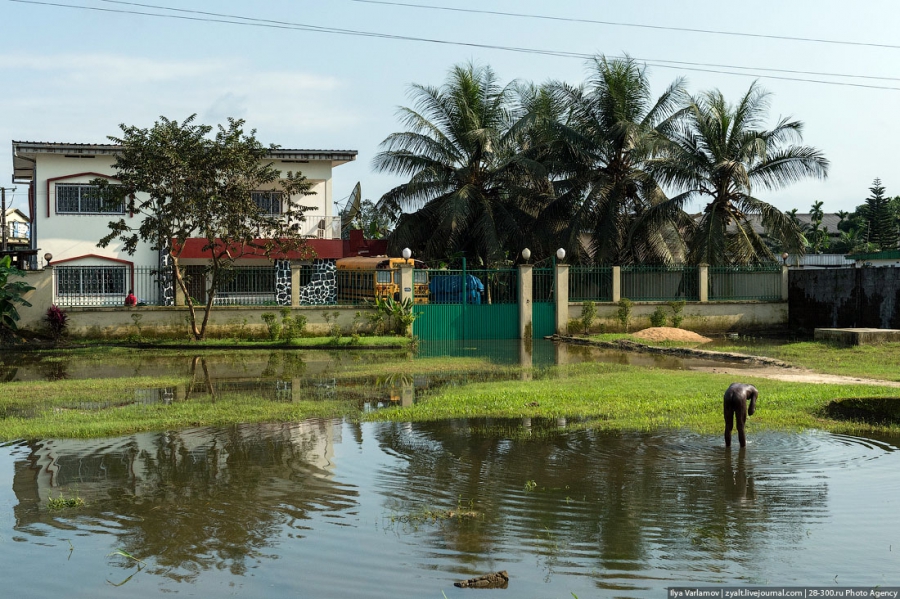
[646,82,828,265]
[530,56,690,264]
[373,63,538,266]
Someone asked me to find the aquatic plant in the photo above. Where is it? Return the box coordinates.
[47,491,84,510]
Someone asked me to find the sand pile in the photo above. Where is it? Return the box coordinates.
[631,327,712,343]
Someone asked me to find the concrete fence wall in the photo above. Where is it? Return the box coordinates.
[16,266,789,339]
[789,267,900,331]
[16,269,375,339]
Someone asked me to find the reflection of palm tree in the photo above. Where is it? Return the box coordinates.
[647,83,828,264]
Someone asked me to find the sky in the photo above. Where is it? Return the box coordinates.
[2,0,899,219]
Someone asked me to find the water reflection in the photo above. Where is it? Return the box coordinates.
[4,423,899,597]
[12,421,354,582]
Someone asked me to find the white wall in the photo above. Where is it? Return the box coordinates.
[32,153,334,269]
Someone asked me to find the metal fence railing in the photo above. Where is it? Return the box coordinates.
[333,268,399,305]
[532,268,554,303]
[709,264,782,301]
[424,269,518,304]
[568,266,613,302]
[621,265,700,301]
[51,262,786,308]
[213,266,277,306]
[53,265,171,307]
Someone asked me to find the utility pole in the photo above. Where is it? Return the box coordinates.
[0,186,12,253]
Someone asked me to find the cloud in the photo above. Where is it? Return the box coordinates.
[0,52,360,148]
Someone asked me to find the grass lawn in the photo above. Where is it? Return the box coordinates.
[369,362,899,436]
[583,333,900,381]
[1,348,898,439]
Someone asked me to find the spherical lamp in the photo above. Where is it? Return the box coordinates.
[43,252,53,266]
[556,248,566,261]
[521,248,531,262]
[402,247,412,260]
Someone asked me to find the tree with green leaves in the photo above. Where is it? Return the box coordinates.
[534,56,690,264]
[0,255,34,333]
[373,63,540,267]
[645,82,828,265]
[806,200,830,254]
[98,115,315,340]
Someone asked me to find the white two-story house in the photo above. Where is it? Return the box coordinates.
[11,141,357,306]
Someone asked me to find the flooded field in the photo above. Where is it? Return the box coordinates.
[0,342,895,596]
[1,421,898,598]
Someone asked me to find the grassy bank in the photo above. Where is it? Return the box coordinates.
[1,355,898,440]
[368,362,900,435]
[584,334,900,382]
[706,340,900,381]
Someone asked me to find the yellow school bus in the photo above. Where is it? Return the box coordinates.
[335,256,429,304]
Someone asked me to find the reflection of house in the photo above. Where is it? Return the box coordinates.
[10,141,389,306]
[12,421,342,509]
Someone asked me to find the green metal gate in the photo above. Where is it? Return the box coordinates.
[413,264,519,340]
[532,267,555,338]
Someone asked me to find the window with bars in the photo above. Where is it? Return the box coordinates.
[56,184,125,214]
[251,191,283,215]
[56,266,127,296]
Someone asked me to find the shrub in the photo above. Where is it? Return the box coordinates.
[0,255,34,331]
[261,312,280,340]
[616,298,633,332]
[579,300,597,334]
[45,305,69,340]
[668,300,686,328]
[649,306,668,328]
[278,307,307,342]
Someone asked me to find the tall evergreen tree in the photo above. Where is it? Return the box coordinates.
[861,178,898,250]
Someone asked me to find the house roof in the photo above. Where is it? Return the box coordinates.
[177,238,346,260]
[11,140,357,183]
[740,213,844,236]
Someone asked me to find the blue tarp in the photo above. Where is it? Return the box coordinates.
[429,274,484,304]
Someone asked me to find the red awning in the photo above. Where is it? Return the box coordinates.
[173,238,345,260]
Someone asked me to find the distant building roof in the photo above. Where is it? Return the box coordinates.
[12,140,357,183]
[741,212,843,236]
[846,249,900,261]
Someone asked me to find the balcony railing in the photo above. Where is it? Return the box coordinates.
[298,215,341,240]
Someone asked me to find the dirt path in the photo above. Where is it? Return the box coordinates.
[558,330,900,388]
[691,364,900,388]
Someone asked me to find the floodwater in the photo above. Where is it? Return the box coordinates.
[0,342,896,596]
[1,422,899,598]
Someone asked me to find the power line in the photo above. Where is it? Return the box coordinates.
[9,0,900,91]
[346,0,900,51]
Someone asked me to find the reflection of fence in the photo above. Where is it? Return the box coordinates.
[623,265,699,301]
[709,265,782,301]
